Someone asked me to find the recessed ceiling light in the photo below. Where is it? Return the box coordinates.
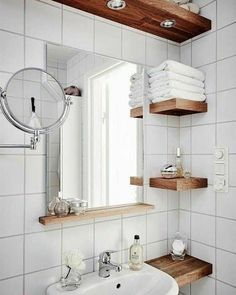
[160,19,176,28]
[107,0,126,10]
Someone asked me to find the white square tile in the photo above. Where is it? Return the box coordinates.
[25,155,46,194]
[192,93,216,125]
[217,56,236,92]
[122,29,145,64]
[217,187,236,220]
[217,217,236,253]
[63,10,94,52]
[191,213,215,246]
[0,235,23,279]
[192,33,216,67]
[217,0,236,29]
[217,89,236,122]
[0,0,24,33]
[192,0,214,8]
[25,38,46,69]
[179,210,190,239]
[0,72,11,88]
[180,43,191,66]
[167,44,180,62]
[25,267,61,295]
[191,240,215,277]
[0,195,24,238]
[0,31,24,73]
[145,113,167,127]
[0,155,24,196]
[192,155,213,185]
[63,4,94,18]
[217,281,236,295]
[167,191,179,210]
[167,116,180,128]
[167,128,180,155]
[218,23,236,60]
[95,21,121,59]
[95,219,121,256]
[63,224,94,259]
[0,276,23,295]
[144,154,167,183]
[122,215,146,249]
[146,37,167,67]
[217,249,236,287]
[180,191,191,211]
[200,1,216,32]
[25,230,61,273]
[25,0,62,43]
[147,240,167,260]
[147,212,167,243]
[192,277,215,295]
[180,127,191,155]
[192,125,215,154]
[168,210,179,239]
[217,122,236,153]
[145,186,167,213]
[146,126,167,155]
[180,115,192,128]
[191,186,215,215]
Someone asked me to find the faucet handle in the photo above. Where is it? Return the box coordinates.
[99,250,116,263]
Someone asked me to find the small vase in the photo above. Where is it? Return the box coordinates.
[60,267,81,291]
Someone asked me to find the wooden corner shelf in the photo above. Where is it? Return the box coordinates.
[149,177,208,191]
[39,203,154,225]
[130,176,143,186]
[53,0,211,43]
[146,254,212,287]
[130,106,143,118]
[149,98,207,116]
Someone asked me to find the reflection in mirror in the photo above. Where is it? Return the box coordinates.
[5,68,65,131]
[46,44,143,209]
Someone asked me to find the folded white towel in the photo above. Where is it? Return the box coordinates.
[149,88,206,102]
[130,83,143,92]
[149,71,204,88]
[149,80,205,94]
[147,60,205,81]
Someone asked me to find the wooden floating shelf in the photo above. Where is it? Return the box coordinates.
[146,254,212,287]
[149,98,208,116]
[149,177,208,191]
[39,203,154,225]
[130,106,143,118]
[53,0,211,43]
[130,176,143,186]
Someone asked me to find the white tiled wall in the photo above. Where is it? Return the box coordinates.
[180,0,236,294]
[0,1,179,294]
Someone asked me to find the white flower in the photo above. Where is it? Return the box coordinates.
[63,249,86,272]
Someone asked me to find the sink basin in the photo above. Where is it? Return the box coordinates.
[47,264,179,295]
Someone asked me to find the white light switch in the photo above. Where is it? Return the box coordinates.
[214,147,228,192]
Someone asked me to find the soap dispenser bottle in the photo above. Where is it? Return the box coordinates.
[129,235,143,270]
[176,147,183,177]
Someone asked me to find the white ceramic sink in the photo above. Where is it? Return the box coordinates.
[47,264,179,295]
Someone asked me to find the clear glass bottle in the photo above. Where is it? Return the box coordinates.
[176,147,183,177]
[129,235,143,271]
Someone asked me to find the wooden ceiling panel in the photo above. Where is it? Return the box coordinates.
[53,0,211,43]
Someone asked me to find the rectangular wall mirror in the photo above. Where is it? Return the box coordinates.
[46,44,144,210]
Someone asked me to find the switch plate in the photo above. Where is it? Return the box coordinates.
[214,147,228,192]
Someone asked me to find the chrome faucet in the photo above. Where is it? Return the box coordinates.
[98,250,122,278]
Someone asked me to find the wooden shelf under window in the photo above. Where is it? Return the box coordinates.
[130,106,143,118]
[146,254,212,287]
[39,203,154,225]
[130,176,143,186]
[149,177,208,191]
[149,98,207,116]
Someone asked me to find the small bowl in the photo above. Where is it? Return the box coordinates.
[70,200,88,216]
[161,164,178,179]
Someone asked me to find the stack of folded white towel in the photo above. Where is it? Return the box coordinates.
[129,73,144,108]
[147,60,206,103]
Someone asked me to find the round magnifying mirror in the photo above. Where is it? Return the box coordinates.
[1,68,70,135]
